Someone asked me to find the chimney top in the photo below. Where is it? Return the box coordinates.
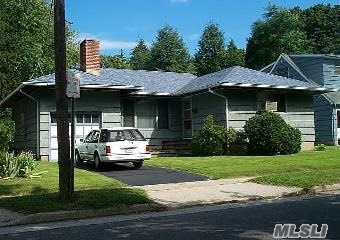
[80,39,100,76]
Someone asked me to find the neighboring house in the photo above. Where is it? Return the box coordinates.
[261,54,340,145]
[0,41,335,161]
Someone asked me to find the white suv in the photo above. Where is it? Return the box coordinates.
[75,127,151,169]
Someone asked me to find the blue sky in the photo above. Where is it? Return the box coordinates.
[66,0,339,56]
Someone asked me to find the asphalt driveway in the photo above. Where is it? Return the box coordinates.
[77,163,208,186]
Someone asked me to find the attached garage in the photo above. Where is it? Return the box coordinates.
[49,112,101,162]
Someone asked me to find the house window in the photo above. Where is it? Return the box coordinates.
[337,111,340,128]
[183,98,192,130]
[136,100,156,129]
[76,114,100,124]
[122,100,135,127]
[157,100,169,129]
[273,94,287,112]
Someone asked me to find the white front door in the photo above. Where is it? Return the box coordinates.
[49,113,101,162]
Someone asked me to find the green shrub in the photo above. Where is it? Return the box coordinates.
[191,115,236,156]
[0,151,37,179]
[0,118,15,151]
[314,144,326,151]
[244,111,301,155]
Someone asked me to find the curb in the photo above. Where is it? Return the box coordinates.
[312,184,340,194]
[0,204,166,227]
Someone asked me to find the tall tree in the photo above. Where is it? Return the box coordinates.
[224,39,245,68]
[302,4,340,54]
[130,39,151,70]
[245,5,312,69]
[150,25,191,73]
[194,22,226,76]
[0,0,79,100]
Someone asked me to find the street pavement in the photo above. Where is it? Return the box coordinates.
[1,194,339,240]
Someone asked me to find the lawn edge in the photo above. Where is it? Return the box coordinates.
[0,203,166,227]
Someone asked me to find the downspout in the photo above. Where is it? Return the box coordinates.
[208,88,228,128]
[20,89,40,159]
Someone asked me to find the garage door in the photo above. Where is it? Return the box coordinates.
[50,113,101,162]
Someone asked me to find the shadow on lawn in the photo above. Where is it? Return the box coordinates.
[0,183,51,196]
[0,188,151,214]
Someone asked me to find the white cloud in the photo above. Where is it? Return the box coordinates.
[78,33,138,50]
[169,0,189,4]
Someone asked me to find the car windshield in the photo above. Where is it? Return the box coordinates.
[102,129,146,142]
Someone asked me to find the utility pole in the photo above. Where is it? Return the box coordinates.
[54,0,73,201]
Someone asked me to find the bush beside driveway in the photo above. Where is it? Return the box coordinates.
[147,147,340,191]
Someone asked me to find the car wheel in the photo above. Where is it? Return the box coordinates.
[75,150,83,166]
[133,161,143,169]
[94,153,102,170]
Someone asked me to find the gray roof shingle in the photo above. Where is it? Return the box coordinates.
[99,68,196,94]
[176,66,323,95]
[26,68,196,94]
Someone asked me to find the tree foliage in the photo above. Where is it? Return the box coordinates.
[0,0,79,100]
[130,39,151,70]
[245,4,340,69]
[194,22,226,76]
[301,4,340,54]
[245,5,311,69]
[101,55,130,69]
[150,25,191,73]
[224,40,245,68]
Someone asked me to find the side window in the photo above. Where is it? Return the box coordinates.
[91,131,100,143]
[84,131,93,143]
[99,130,108,142]
[273,94,287,112]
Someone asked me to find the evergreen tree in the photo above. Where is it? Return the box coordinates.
[224,39,245,68]
[101,54,130,69]
[150,25,191,73]
[194,22,226,76]
[130,39,151,70]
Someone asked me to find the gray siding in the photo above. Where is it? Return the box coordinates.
[227,91,257,129]
[314,94,336,145]
[227,90,314,143]
[12,97,37,154]
[189,90,315,143]
[283,93,315,142]
[191,93,226,135]
[138,98,183,150]
[291,57,325,85]
[38,89,121,159]
[323,63,340,88]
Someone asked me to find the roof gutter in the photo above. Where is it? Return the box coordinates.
[0,84,25,107]
[20,89,40,159]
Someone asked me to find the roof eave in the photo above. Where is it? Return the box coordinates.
[0,84,26,108]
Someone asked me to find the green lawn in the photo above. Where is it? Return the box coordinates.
[148,147,340,190]
[0,162,151,214]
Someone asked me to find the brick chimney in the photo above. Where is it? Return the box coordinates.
[80,39,100,76]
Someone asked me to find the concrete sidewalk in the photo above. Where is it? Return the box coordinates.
[137,178,302,207]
